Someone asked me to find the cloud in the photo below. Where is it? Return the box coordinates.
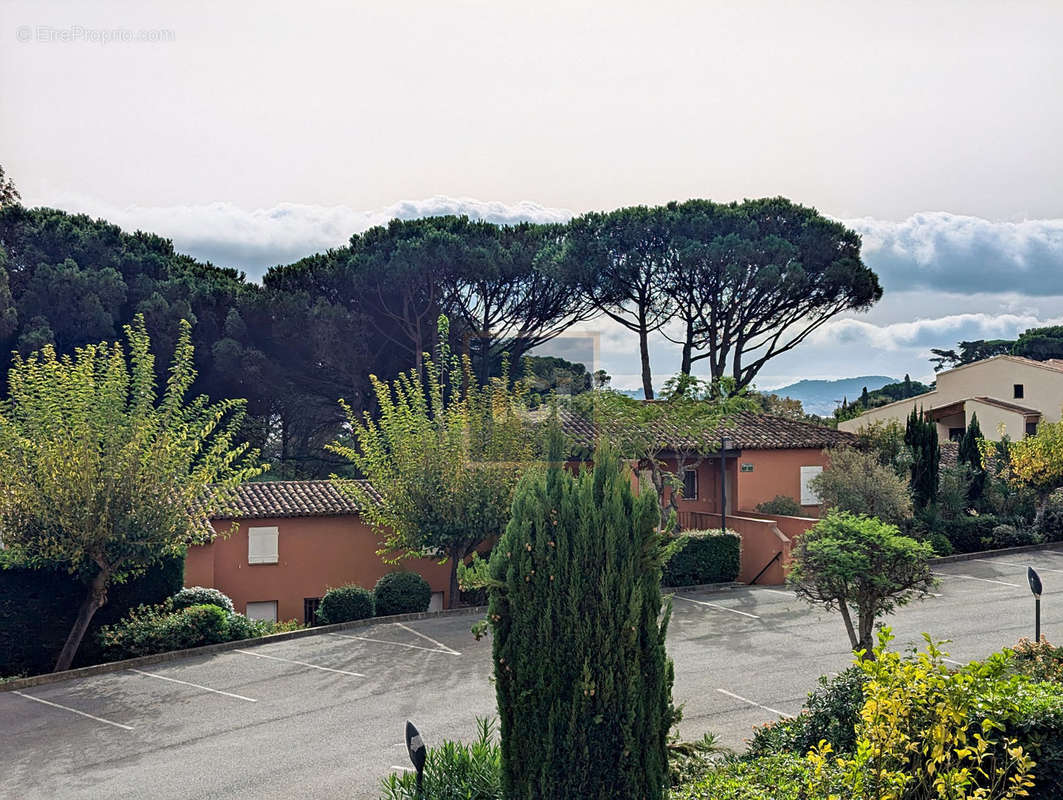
[811,311,1060,352]
[49,194,574,279]
[847,212,1063,295]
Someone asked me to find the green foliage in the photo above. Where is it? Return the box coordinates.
[756,495,805,516]
[835,377,933,421]
[747,667,868,759]
[316,584,375,624]
[373,571,431,617]
[806,632,1037,800]
[0,315,263,671]
[999,679,1063,799]
[1007,417,1063,529]
[809,447,913,524]
[1008,638,1063,686]
[482,438,674,799]
[332,315,537,606]
[379,718,503,800]
[0,554,183,676]
[522,355,591,401]
[905,407,940,510]
[855,420,911,479]
[671,753,839,800]
[788,512,936,655]
[1012,326,1063,362]
[930,339,1014,371]
[960,413,987,504]
[170,586,234,614]
[1037,494,1063,542]
[662,529,740,586]
[667,732,731,787]
[98,603,231,660]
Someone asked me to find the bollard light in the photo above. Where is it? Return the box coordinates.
[405,720,426,797]
[1028,567,1043,642]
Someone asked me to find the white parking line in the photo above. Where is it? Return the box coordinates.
[233,649,366,677]
[395,622,462,655]
[13,691,133,731]
[675,595,760,619]
[933,572,1019,588]
[329,632,460,656]
[716,688,789,717]
[390,765,413,772]
[130,668,258,702]
[943,658,964,666]
[974,558,1063,574]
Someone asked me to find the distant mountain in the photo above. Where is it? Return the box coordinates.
[765,376,897,417]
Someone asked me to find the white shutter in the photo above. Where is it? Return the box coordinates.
[246,601,277,622]
[248,526,279,564]
[800,466,823,505]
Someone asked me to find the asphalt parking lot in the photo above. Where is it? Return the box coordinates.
[3,546,1062,800]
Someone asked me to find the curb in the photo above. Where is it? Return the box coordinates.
[0,605,487,693]
[931,541,1063,565]
[662,580,742,594]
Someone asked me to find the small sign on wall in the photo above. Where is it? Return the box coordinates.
[741,463,754,472]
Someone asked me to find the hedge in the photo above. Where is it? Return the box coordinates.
[662,529,740,587]
[316,584,375,624]
[374,572,431,617]
[99,603,231,661]
[0,554,184,677]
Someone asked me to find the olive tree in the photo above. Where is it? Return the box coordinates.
[788,512,936,657]
[0,317,263,671]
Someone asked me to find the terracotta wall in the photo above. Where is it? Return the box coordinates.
[185,516,454,623]
[734,447,830,517]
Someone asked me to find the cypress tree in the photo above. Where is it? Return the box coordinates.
[959,412,986,504]
[485,429,674,800]
[905,407,940,509]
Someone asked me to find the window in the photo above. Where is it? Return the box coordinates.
[429,592,444,612]
[948,427,965,442]
[1014,384,1024,399]
[1026,421,1039,437]
[248,526,279,564]
[303,597,321,626]
[246,601,277,622]
[800,466,823,505]
[682,467,698,500]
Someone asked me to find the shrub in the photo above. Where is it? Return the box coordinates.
[1009,638,1063,684]
[374,572,432,617]
[1038,493,1063,541]
[0,554,183,676]
[671,754,840,800]
[225,612,266,642]
[1000,678,1063,799]
[747,666,867,758]
[468,440,674,800]
[170,586,235,614]
[755,495,804,516]
[98,603,231,660]
[379,718,502,800]
[316,584,374,625]
[926,530,954,556]
[662,529,740,586]
[809,447,913,524]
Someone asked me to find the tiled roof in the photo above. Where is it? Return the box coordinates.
[970,396,1042,416]
[529,406,855,452]
[211,480,379,520]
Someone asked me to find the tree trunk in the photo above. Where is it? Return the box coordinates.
[680,318,693,376]
[639,327,654,400]
[448,548,463,610]
[54,569,110,672]
[837,598,859,652]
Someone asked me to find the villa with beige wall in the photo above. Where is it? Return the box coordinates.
[838,355,1063,441]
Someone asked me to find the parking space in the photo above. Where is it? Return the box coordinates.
[3,547,1060,799]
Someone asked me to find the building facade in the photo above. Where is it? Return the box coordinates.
[838,356,1063,441]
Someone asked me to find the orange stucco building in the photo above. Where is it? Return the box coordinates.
[184,481,454,624]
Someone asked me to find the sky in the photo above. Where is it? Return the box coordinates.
[2,0,1062,393]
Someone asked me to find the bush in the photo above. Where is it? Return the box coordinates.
[1000,679,1063,799]
[1038,493,1063,541]
[374,572,431,617]
[671,754,839,800]
[0,554,184,676]
[1009,638,1063,684]
[379,718,502,800]
[662,530,741,586]
[316,584,374,625]
[747,666,867,759]
[926,530,954,556]
[809,447,912,524]
[99,603,231,660]
[170,586,235,614]
[225,612,267,642]
[755,495,803,516]
[991,523,1041,548]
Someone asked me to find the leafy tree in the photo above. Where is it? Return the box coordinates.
[853,419,910,478]
[905,407,939,510]
[1006,417,1063,530]
[0,317,263,671]
[664,198,881,389]
[466,434,674,800]
[808,447,913,524]
[1012,325,1063,362]
[788,513,936,656]
[562,205,675,399]
[959,412,986,505]
[522,354,591,400]
[332,316,537,605]
[929,338,1014,371]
